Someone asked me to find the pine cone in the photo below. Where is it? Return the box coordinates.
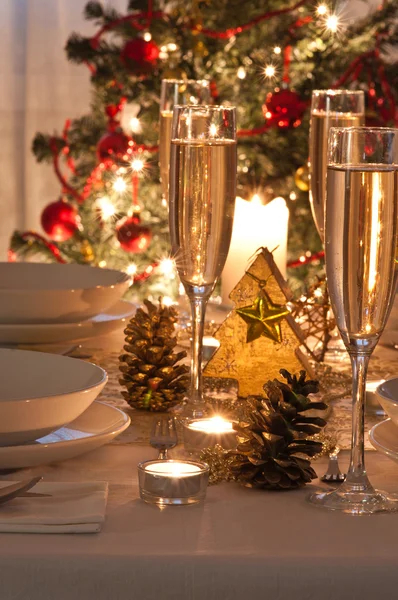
[119,298,189,412]
[229,370,326,490]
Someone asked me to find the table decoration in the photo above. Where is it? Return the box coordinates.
[138,459,209,505]
[204,248,313,398]
[119,298,189,411]
[183,416,237,452]
[199,369,327,489]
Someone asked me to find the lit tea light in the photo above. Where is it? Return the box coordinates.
[188,416,234,434]
[138,459,209,505]
[183,416,237,452]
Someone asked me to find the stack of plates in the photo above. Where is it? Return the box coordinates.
[0,348,130,469]
[369,378,398,463]
[0,262,135,345]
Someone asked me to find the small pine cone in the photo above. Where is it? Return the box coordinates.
[119,298,189,412]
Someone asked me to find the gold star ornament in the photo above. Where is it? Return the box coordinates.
[236,293,290,344]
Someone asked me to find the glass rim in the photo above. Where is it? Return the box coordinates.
[312,89,365,96]
[161,78,209,85]
[329,126,398,134]
[173,104,236,111]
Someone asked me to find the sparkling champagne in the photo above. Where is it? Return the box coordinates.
[169,139,237,289]
[309,111,364,241]
[159,110,173,203]
[326,165,398,342]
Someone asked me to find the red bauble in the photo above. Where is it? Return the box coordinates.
[120,38,160,74]
[97,129,132,164]
[41,199,79,242]
[116,215,152,253]
[262,88,306,128]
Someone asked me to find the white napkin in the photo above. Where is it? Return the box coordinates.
[0,481,108,534]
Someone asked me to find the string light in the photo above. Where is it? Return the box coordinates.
[159,258,175,276]
[126,263,138,276]
[316,4,328,15]
[96,196,116,219]
[143,32,152,41]
[289,191,297,201]
[167,43,178,51]
[264,64,276,78]
[113,176,127,192]
[130,117,142,134]
[273,46,281,55]
[237,66,246,79]
[326,14,339,32]
[131,158,145,172]
[99,260,107,268]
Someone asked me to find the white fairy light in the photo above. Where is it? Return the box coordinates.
[159,258,175,276]
[209,123,218,137]
[237,66,246,79]
[126,263,138,276]
[289,191,297,201]
[99,260,107,268]
[97,196,116,219]
[167,43,178,52]
[113,176,127,193]
[143,32,152,41]
[273,46,281,55]
[317,4,328,15]
[131,158,145,172]
[264,64,276,78]
[326,14,339,32]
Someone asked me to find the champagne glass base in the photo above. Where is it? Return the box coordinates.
[179,402,207,420]
[308,487,398,515]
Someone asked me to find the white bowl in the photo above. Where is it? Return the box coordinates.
[0,348,107,446]
[0,262,131,324]
[376,377,398,427]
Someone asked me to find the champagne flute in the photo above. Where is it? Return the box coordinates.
[169,105,237,418]
[159,79,210,206]
[309,90,365,243]
[309,127,398,514]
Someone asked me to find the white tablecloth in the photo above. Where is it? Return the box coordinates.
[1,443,398,600]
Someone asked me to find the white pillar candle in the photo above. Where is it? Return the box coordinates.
[221,196,289,305]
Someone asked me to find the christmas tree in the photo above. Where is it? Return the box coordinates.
[10,0,397,299]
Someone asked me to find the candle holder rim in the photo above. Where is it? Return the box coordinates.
[138,458,210,475]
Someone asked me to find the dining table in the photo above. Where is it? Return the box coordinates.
[1,326,398,600]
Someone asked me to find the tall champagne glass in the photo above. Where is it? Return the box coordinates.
[159,79,210,205]
[309,127,398,514]
[309,90,365,243]
[169,105,237,418]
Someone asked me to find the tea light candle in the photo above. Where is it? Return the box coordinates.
[138,459,209,505]
[221,196,289,305]
[183,416,237,452]
[365,379,385,415]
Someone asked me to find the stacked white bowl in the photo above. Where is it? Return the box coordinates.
[0,262,132,452]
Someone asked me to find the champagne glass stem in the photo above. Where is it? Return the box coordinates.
[346,351,371,488]
[188,295,208,416]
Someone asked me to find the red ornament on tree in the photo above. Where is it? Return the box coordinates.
[120,38,160,74]
[262,88,306,128]
[97,129,133,164]
[41,199,79,242]
[116,215,152,253]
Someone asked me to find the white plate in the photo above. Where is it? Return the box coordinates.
[0,300,136,344]
[369,419,398,463]
[0,401,130,469]
[0,262,131,324]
